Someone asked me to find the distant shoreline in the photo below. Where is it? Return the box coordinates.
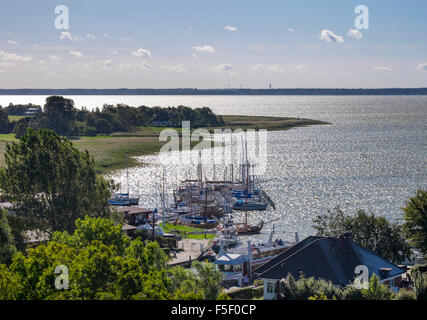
[1,88,427,95]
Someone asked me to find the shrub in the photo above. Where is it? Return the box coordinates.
[394,288,417,300]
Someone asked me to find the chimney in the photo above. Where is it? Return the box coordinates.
[342,232,352,240]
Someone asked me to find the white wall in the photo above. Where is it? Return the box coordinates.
[263,278,277,300]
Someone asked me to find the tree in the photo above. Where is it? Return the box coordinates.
[0,216,177,300]
[43,96,76,136]
[168,261,224,300]
[94,118,113,134]
[403,189,427,256]
[0,129,113,235]
[278,273,344,300]
[0,209,17,265]
[0,107,11,133]
[312,207,410,263]
[361,274,395,300]
[13,121,27,139]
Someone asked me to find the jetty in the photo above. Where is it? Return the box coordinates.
[168,239,211,267]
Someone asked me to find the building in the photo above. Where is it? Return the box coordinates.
[113,206,154,236]
[24,107,42,116]
[254,234,406,300]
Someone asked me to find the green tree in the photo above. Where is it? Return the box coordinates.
[0,129,113,235]
[361,274,395,300]
[43,96,76,136]
[13,121,27,139]
[0,107,11,133]
[168,261,224,300]
[410,267,427,300]
[278,273,344,300]
[0,216,174,300]
[403,189,427,256]
[312,208,410,263]
[394,288,417,300]
[0,216,226,300]
[0,209,17,265]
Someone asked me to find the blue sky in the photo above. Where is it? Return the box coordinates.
[0,0,426,88]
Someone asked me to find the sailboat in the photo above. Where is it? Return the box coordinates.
[233,145,264,235]
[109,164,140,206]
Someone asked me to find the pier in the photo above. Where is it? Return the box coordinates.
[168,239,212,267]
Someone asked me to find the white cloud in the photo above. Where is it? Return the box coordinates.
[252,64,284,72]
[0,62,15,68]
[288,28,294,32]
[193,45,215,54]
[416,62,427,71]
[291,64,310,71]
[0,50,31,61]
[252,64,310,72]
[131,48,152,58]
[49,55,61,61]
[103,59,114,67]
[373,66,393,72]
[86,34,96,40]
[163,64,187,73]
[347,29,363,40]
[59,31,76,40]
[224,26,238,32]
[69,51,85,58]
[212,63,234,74]
[7,40,18,45]
[118,63,135,71]
[319,29,344,43]
[140,62,153,70]
[251,64,266,71]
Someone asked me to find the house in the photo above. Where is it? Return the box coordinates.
[151,120,172,127]
[24,107,42,116]
[113,206,154,236]
[254,233,406,300]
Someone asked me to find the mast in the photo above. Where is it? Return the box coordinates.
[162,169,166,227]
[126,156,130,195]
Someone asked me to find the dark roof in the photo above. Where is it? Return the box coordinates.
[256,235,405,285]
[254,235,320,275]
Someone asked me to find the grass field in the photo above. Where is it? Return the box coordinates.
[7,115,27,122]
[161,222,216,240]
[0,115,328,173]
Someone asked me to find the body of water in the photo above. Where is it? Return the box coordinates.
[2,95,426,243]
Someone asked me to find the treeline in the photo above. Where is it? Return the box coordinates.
[0,96,224,137]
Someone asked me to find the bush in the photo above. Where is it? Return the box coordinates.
[394,288,417,300]
[412,271,427,300]
[361,274,395,300]
[279,273,344,300]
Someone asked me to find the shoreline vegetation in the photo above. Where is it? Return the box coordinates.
[0,96,328,174]
[1,115,328,174]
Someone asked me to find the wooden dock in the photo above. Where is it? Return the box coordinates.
[168,239,211,267]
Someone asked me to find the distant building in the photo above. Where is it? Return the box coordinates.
[151,120,172,127]
[24,107,42,116]
[255,234,406,300]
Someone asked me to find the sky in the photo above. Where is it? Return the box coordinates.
[0,0,426,89]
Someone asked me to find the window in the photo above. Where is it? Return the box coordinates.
[267,282,273,293]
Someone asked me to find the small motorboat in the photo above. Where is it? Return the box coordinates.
[109,193,140,206]
[233,199,268,211]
